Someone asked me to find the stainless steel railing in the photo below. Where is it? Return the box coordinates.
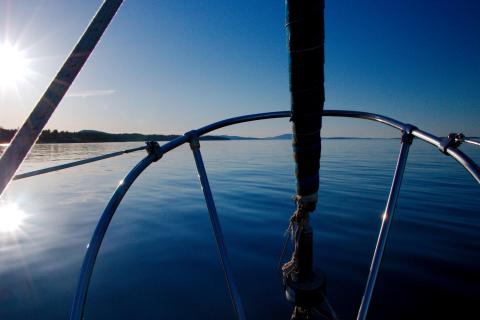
[6,110,480,319]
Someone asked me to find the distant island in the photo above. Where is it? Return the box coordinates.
[0,128,406,144]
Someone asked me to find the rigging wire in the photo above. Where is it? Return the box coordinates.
[13,145,145,180]
[464,138,480,147]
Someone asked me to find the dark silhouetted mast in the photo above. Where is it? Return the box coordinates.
[289,0,324,203]
[283,0,327,319]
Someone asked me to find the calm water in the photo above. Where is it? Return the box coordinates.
[0,140,478,319]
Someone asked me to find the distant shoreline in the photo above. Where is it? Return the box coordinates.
[0,128,412,144]
[0,128,229,144]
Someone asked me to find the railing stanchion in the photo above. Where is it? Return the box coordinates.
[188,133,246,320]
[356,127,414,320]
[70,142,162,320]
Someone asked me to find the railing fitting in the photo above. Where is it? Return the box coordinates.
[145,141,163,161]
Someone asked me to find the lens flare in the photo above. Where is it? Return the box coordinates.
[0,203,26,232]
[0,42,30,88]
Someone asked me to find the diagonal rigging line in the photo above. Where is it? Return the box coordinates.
[0,0,123,198]
[464,138,480,147]
[13,145,145,181]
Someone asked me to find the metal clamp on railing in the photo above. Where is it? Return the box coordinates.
[449,133,480,149]
[439,133,464,155]
[184,130,200,145]
[401,124,416,144]
[185,130,200,149]
[145,141,163,161]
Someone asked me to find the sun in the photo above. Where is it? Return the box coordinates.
[0,203,26,233]
[0,42,30,88]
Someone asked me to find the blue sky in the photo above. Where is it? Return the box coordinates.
[1,0,479,137]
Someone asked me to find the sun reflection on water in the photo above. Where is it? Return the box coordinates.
[0,202,27,233]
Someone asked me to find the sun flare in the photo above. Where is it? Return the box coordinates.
[0,42,30,88]
[0,203,26,233]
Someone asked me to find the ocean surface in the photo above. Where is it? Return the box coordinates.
[0,140,478,319]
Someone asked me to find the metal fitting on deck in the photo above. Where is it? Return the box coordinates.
[145,141,163,161]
